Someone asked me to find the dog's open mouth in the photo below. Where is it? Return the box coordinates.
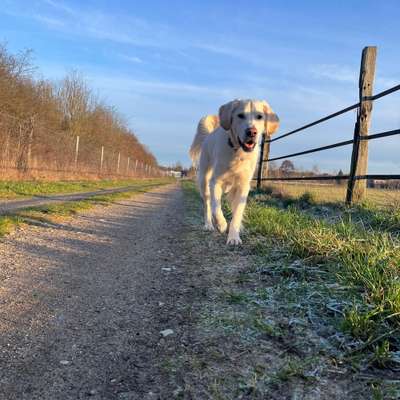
[238,137,256,152]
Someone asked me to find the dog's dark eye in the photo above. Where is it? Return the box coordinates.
[237,113,245,119]
[256,114,264,120]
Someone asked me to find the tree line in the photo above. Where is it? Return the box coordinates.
[0,44,157,177]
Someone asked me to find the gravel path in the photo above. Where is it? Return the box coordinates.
[0,185,152,214]
[0,183,192,399]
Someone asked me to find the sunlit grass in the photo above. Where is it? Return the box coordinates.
[0,179,171,236]
[0,178,173,199]
[261,182,400,208]
[245,197,400,356]
[183,179,400,360]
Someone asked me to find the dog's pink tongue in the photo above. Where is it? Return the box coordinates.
[244,142,253,148]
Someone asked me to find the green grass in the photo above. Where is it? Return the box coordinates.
[184,180,400,351]
[245,196,400,359]
[0,216,22,235]
[254,186,400,235]
[180,180,400,397]
[0,178,172,199]
[0,179,171,236]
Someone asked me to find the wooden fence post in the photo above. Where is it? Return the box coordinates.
[256,134,271,190]
[256,134,265,189]
[100,146,104,172]
[346,46,377,204]
[26,116,34,170]
[74,136,80,168]
[262,134,271,183]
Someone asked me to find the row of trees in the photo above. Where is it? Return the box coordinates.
[0,44,157,177]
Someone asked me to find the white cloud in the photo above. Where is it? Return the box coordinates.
[310,63,398,91]
[89,74,232,98]
[33,13,65,28]
[119,54,143,64]
[310,64,356,83]
[42,0,76,16]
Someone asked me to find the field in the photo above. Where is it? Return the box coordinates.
[261,182,400,208]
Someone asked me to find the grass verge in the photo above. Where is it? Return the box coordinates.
[178,180,400,399]
[0,178,173,199]
[0,179,171,237]
[246,197,400,358]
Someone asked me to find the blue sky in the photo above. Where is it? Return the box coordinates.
[1,0,399,172]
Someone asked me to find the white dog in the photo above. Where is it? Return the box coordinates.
[189,99,279,245]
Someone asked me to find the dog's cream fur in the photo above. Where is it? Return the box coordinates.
[189,99,279,245]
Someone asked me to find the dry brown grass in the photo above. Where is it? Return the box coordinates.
[261,182,400,208]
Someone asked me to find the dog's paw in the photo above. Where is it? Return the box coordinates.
[204,222,215,231]
[216,219,228,233]
[227,234,242,246]
[212,215,227,233]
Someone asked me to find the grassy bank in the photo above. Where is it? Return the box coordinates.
[246,197,400,355]
[0,179,171,237]
[179,180,400,399]
[0,178,173,199]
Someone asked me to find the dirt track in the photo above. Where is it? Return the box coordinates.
[0,184,195,399]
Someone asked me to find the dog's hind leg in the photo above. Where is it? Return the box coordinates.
[198,169,214,231]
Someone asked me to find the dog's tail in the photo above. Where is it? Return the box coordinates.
[189,115,219,166]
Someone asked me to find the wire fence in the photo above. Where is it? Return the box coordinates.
[256,46,400,204]
[0,109,166,180]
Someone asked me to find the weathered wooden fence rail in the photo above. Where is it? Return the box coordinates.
[256,46,400,204]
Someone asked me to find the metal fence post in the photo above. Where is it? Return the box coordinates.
[346,46,377,204]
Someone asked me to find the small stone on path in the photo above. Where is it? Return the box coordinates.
[160,329,174,337]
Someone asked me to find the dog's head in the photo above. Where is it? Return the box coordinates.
[219,99,279,152]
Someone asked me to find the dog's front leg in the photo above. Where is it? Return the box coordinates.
[227,184,250,245]
[210,180,227,233]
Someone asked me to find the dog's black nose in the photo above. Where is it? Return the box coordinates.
[246,127,257,137]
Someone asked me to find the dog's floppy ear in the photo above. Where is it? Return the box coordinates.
[262,101,280,135]
[219,99,240,131]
